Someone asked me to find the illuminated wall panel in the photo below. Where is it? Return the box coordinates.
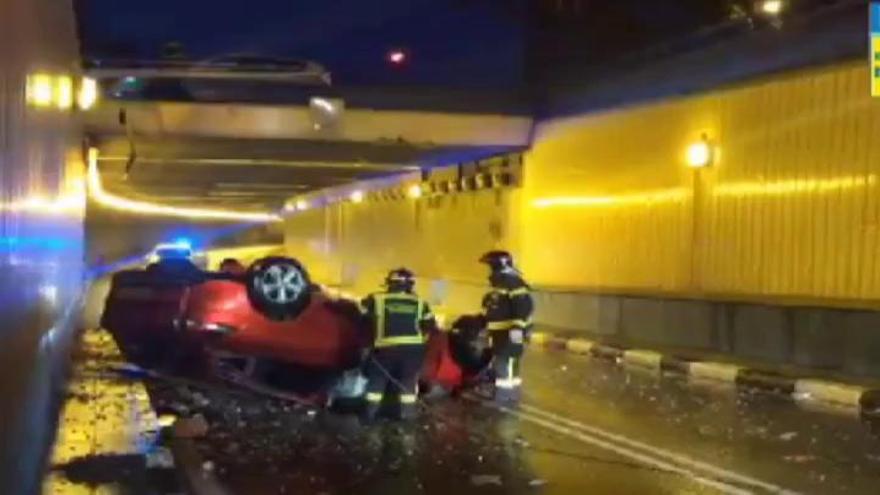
[287,62,880,307]
[525,62,880,304]
[0,0,85,492]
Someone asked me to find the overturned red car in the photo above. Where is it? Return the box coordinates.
[101,255,490,406]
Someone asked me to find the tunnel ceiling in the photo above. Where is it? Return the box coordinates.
[93,136,520,210]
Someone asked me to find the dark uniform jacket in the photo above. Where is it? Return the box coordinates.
[482,272,534,334]
[361,291,436,347]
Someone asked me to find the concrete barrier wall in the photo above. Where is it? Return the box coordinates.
[526,290,880,378]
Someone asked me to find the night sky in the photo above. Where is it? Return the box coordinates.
[75,0,527,88]
[75,0,845,89]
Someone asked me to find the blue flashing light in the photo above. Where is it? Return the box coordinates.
[0,236,74,251]
[872,3,880,35]
[171,238,193,250]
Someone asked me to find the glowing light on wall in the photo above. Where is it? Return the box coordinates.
[87,148,281,223]
[760,0,784,15]
[407,184,423,199]
[686,138,714,168]
[532,188,689,209]
[78,77,98,110]
[25,74,98,110]
[0,236,75,251]
[55,76,73,110]
[349,190,365,203]
[0,194,85,215]
[714,175,877,197]
[283,199,315,213]
[27,74,53,107]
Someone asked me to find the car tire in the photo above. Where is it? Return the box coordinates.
[245,256,312,321]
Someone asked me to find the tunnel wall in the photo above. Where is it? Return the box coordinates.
[524,60,880,304]
[284,187,521,314]
[0,0,85,492]
[527,60,880,376]
[284,60,880,376]
[521,59,880,375]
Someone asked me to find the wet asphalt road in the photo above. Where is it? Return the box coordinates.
[148,346,880,495]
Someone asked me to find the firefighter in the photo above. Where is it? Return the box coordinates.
[361,268,437,421]
[480,250,533,404]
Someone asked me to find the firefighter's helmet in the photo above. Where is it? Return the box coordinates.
[385,267,416,292]
[479,250,515,272]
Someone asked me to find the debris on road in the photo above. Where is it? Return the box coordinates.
[146,448,176,469]
[470,474,503,486]
[173,414,209,439]
[779,432,799,441]
[514,437,531,448]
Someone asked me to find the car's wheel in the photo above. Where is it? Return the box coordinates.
[245,256,312,320]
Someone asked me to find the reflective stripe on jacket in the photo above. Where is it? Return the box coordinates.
[362,292,434,347]
[482,273,534,333]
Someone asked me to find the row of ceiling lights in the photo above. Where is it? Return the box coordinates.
[284,184,423,213]
[284,168,521,214]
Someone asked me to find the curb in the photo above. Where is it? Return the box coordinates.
[793,379,870,408]
[529,331,880,415]
[689,362,742,383]
[622,350,663,369]
[565,338,595,355]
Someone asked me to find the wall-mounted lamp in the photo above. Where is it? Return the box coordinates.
[26,74,54,107]
[55,76,73,110]
[407,184,423,199]
[686,135,715,169]
[759,0,784,16]
[78,77,98,110]
[349,190,365,203]
[26,74,99,111]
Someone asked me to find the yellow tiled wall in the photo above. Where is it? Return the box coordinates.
[284,188,520,296]
[286,61,880,307]
[524,61,880,304]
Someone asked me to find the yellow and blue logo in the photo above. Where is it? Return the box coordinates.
[872,3,880,96]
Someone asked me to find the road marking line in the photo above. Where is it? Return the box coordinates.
[517,403,800,493]
[479,400,752,495]
[468,394,800,495]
